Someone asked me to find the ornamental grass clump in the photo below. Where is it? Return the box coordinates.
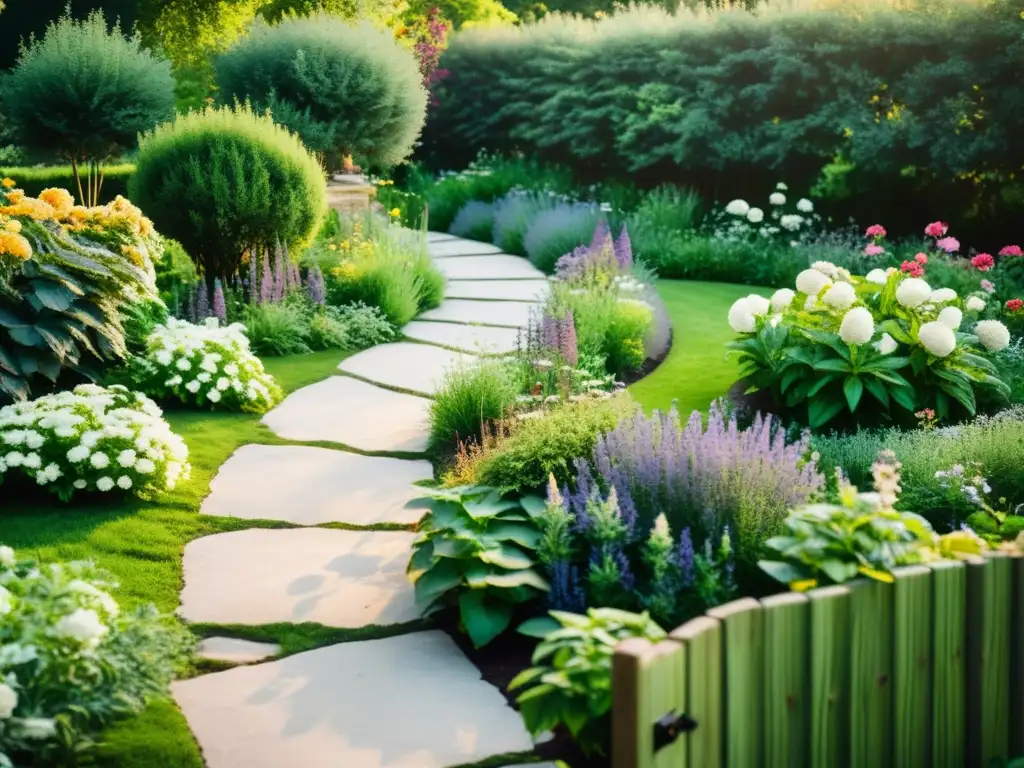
[448,200,495,242]
[0,384,189,502]
[128,317,282,413]
[0,545,191,764]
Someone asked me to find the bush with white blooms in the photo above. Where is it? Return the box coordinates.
[0,384,189,502]
[130,317,283,413]
[711,182,821,245]
[727,261,1011,428]
[0,546,190,766]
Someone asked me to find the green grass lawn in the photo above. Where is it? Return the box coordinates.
[2,349,350,767]
[629,280,770,415]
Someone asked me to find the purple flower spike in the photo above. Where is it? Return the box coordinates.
[194,281,210,320]
[260,251,273,305]
[212,279,227,322]
[614,224,633,270]
[589,219,611,253]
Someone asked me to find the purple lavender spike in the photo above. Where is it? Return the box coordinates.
[561,310,578,367]
[194,281,210,320]
[260,251,273,304]
[273,248,286,302]
[677,527,695,587]
[212,279,227,322]
[589,219,611,252]
[614,224,633,271]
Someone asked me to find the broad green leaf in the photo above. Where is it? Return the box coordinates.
[843,376,863,412]
[508,666,546,690]
[478,543,534,570]
[463,491,521,520]
[518,616,561,639]
[807,374,837,397]
[433,538,476,559]
[481,521,542,549]
[862,377,890,409]
[483,569,549,591]
[407,540,435,575]
[413,559,464,604]
[820,559,858,584]
[28,280,77,312]
[459,591,514,648]
[813,358,850,373]
[890,385,916,412]
[758,560,807,585]
[518,495,547,517]
[808,395,845,429]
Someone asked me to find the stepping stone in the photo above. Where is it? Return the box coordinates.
[202,444,432,526]
[263,377,429,453]
[428,239,504,258]
[402,321,520,355]
[179,528,419,627]
[436,255,546,281]
[173,631,533,768]
[426,231,457,243]
[197,637,280,664]
[446,279,551,302]
[339,342,473,397]
[419,299,538,329]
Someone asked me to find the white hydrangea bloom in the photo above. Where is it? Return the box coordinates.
[776,182,788,190]
[918,321,956,357]
[895,278,932,308]
[725,199,750,216]
[770,288,795,311]
[96,477,115,492]
[823,282,857,310]
[974,320,1010,352]
[839,307,875,345]
[53,608,107,647]
[728,298,756,333]
[865,269,888,285]
[811,261,839,278]
[966,296,986,312]
[89,452,109,469]
[745,294,771,316]
[929,288,957,304]
[796,198,813,213]
[780,214,803,231]
[0,682,16,718]
[0,545,14,567]
[746,207,765,224]
[938,306,963,330]
[796,269,832,296]
[875,333,898,355]
[769,192,786,206]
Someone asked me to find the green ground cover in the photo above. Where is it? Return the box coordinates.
[628,281,770,415]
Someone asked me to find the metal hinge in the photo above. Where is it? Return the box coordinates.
[653,711,699,751]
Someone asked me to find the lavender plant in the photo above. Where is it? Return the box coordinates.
[492,190,552,256]
[448,200,496,242]
[523,201,601,273]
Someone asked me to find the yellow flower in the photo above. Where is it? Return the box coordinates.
[1,178,15,189]
[340,239,351,250]
[38,187,75,219]
[390,208,401,218]
[3,219,21,234]
[0,231,32,260]
[789,578,818,592]
[327,243,337,251]
[1,196,55,221]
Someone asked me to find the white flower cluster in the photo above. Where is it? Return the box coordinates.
[132,318,282,413]
[716,184,818,245]
[728,293,771,333]
[0,385,189,501]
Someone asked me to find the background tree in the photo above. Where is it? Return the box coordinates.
[1,10,174,204]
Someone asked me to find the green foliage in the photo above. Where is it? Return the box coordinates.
[429,358,521,449]
[509,607,665,756]
[121,297,169,355]
[0,11,173,204]
[373,184,428,229]
[215,14,427,169]
[130,104,327,281]
[0,547,192,765]
[475,395,632,493]
[242,302,312,357]
[0,165,134,204]
[155,238,198,317]
[627,184,702,266]
[407,484,549,648]
[328,301,396,348]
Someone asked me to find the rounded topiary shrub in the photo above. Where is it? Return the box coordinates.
[214,14,427,169]
[129,104,326,281]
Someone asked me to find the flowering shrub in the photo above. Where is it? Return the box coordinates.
[128,317,282,413]
[0,546,190,765]
[728,259,1012,428]
[711,183,820,245]
[0,384,189,501]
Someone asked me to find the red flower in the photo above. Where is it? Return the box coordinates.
[914,252,928,264]
[865,224,886,238]
[971,253,995,272]
[900,260,924,277]
[1000,245,1023,257]
[1006,299,1024,313]
[924,221,948,238]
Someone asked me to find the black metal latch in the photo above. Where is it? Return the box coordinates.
[653,711,698,751]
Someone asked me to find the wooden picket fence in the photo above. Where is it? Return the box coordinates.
[612,552,1024,768]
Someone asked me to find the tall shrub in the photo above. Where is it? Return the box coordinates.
[1,11,174,206]
[215,14,428,170]
[129,104,326,282]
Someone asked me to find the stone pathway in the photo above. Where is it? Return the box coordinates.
[174,234,548,767]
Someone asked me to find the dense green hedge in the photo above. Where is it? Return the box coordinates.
[0,164,135,201]
[420,2,1024,244]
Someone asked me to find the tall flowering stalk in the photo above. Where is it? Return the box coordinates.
[306,265,326,305]
[212,279,227,322]
[541,307,579,367]
[259,251,273,305]
[272,248,286,302]
[193,281,210,321]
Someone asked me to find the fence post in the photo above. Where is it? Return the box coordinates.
[966,553,1013,767]
[927,560,967,768]
[807,585,851,768]
[760,592,809,768]
[670,615,723,768]
[1010,553,1024,758]
[890,565,932,767]
[612,637,687,768]
[848,578,895,768]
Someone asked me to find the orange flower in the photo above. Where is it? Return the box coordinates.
[39,187,75,219]
[1,196,55,221]
[0,231,32,260]
[1,178,15,189]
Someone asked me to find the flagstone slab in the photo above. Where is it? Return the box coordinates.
[262,377,429,453]
[428,239,504,258]
[436,255,546,281]
[179,528,418,627]
[418,299,538,329]
[197,637,281,664]
[173,631,532,768]
[402,321,520,355]
[339,342,473,396]
[201,444,432,526]
[445,279,551,302]
[426,231,457,243]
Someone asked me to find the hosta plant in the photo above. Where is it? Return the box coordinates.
[509,607,665,756]
[0,545,191,766]
[0,384,189,501]
[0,184,161,403]
[128,317,282,413]
[728,260,1011,428]
[407,484,549,648]
[759,450,986,591]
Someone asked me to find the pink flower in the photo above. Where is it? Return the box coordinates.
[865,224,887,238]
[864,243,885,256]
[936,237,960,253]
[900,260,924,277]
[971,253,995,272]
[981,279,996,294]
[914,252,928,264]
[924,221,948,238]
[1000,245,1023,257]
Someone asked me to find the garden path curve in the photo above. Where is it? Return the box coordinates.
[172,234,555,768]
